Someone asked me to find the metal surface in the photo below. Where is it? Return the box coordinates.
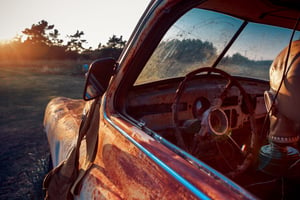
[44,97,85,166]
[43,0,300,199]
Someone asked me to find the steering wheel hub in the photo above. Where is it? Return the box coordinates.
[207,108,229,136]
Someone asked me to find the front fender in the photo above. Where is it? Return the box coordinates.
[43,97,86,167]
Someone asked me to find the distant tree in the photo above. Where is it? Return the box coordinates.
[66,30,87,53]
[97,43,102,50]
[221,53,272,69]
[222,53,251,66]
[0,21,128,61]
[19,20,68,59]
[230,53,250,64]
[49,29,64,46]
[88,35,127,60]
[106,35,126,49]
[157,39,216,63]
[46,28,67,59]
[22,20,54,46]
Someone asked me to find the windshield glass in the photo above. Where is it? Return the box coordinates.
[135,8,300,85]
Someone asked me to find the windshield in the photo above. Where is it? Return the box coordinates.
[136,8,300,85]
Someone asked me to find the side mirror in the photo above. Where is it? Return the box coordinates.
[83,58,116,101]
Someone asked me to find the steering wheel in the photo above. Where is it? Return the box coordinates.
[172,67,258,178]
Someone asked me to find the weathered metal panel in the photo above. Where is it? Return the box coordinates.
[77,111,200,199]
[103,113,253,199]
[44,97,85,166]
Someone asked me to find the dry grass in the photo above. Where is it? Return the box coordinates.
[0,59,92,75]
[0,61,87,199]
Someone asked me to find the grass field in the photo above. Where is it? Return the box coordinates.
[0,60,88,199]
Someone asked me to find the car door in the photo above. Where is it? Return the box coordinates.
[76,1,257,199]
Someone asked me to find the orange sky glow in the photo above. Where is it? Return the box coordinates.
[0,0,149,48]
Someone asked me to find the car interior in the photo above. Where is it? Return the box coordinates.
[121,5,300,199]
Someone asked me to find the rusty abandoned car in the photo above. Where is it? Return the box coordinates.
[43,0,300,199]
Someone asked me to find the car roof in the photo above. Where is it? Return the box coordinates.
[197,0,300,30]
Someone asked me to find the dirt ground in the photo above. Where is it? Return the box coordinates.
[0,63,86,199]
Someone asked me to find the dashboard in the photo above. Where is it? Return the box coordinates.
[127,75,268,133]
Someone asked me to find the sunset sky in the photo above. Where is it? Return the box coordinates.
[0,0,150,48]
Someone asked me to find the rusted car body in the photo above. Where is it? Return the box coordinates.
[44,0,300,199]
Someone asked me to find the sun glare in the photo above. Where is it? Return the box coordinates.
[0,39,11,44]
[0,36,15,44]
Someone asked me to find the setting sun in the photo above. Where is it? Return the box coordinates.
[0,37,15,44]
